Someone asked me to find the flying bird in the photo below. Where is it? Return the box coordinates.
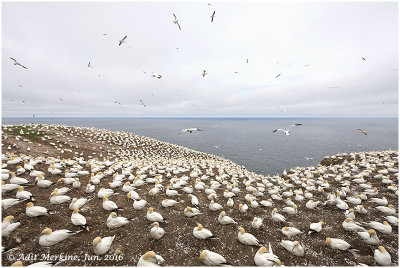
[246,59,249,63]
[18,85,23,88]
[362,57,366,61]
[113,101,121,105]
[140,99,147,107]
[151,73,162,79]
[276,106,287,112]
[273,124,302,136]
[276,73,281,78]
[179,128,203,134]
[10,57,28,69]
[119,35,127,46]
[173,14,181,30]
[58,98,64,102]
[143,71,147,75]
[32,114,36,118]
[102,33,108,35]
[234,71,239,74]
[357,129,368,135]
[88,62,94,68]
[202,70,207,77]
[210,11,216,22]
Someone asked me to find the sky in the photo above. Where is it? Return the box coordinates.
[1,1,398,117]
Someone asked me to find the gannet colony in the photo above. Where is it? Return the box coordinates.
[1,124,398,266]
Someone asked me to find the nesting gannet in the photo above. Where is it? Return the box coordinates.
[2,182,20,193]
[9,57,28,69]
[2,216,21,237]
[272,124,302,136]
[308,221,324,234]
[280,240,304,256]
[238,227,262,246]
[69,197,91,210]
[218,211,237,225]
[357,229,379,245]
[183,207,202,218]
[281,226,302,238]
[384,216,398,226]
[374,246,391,266]
[2,198,24,210]
[272,208,287,223]
[342,218,366,232]
[71,207,87,229]
[138,251,165,266]
[282,204,298,215]
[107,212,131,229]
[150,222,165,240]
[179,128,203,134]
[172,14,181,30]
[39,227,81,246]
[193,223,217,239]
[188,194,199,208]
[119,35,127,46]
[200,250,230,266]
[93,235,115,255]
[252,217,263,229]
[326,237,354,251]
[26,202,51,217]
[133,199,147,210]
[162,199,182,207]
[147,207,166,222]
[362,221,392,234]
[97,188,115,198]
[239,203,248,213]
[254,244,281,266]
[209,200,223,211]
[102,195,122,211]
[50,191,71,204]
[375,204,396,215]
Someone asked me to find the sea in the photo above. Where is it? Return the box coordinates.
[2,117,398,175]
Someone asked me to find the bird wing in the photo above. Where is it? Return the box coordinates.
[173,13,177,20]
[122,35,127,41]
[273,129,285,133]
[140,100,147,107]
[10,57,17,63]
[177,22,181,30]
[276,74,281,78]
[288,124,302,130]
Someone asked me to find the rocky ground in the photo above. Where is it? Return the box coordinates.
[1,124,398,266]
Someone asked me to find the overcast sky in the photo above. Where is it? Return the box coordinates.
[2,1,398,117]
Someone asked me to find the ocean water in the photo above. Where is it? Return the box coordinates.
[2,117,398,175]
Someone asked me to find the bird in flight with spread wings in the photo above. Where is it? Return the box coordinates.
[10,57,28,69]
[273,123,302,136]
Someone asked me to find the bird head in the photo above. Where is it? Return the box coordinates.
[4,215,14,222]
[41,228,52,235]
[197,223,203,230]
[238,227,245,234]
[186,207,192,212]
[11,261,23,266]
[326,237,332,245]
[283,227,289,231]
[257,246,267,254]
[383,221,389,225]
[103,194,108,201]
[274,259,282,266]
[200,250,207,260]
[127,192,131,199]
[18,186,24,191]
[321,221,325,225]
[221,211,226,216]
[239,204,243,208]
[345,218,353,223]
[142,251,156,260]
[92,237,102,246]
[148,207,154,213]
[109,212,117,218]
[26,202,34,208]
[378,246,387,253]
[368,229,376,235]
[73,207,79,214]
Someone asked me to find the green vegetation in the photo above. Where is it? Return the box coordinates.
[3,126,45,142]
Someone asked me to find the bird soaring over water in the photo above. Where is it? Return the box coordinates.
[273,124,302,136]
[357,129,368,135]
[179,128,203,134]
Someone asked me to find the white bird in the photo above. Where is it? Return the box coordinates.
[16,186,33,200]
[282,204,298,215]
[272,123,302,135]
[133,199,147,210]
[150,222,165,240]
[71,207,87,229]
[308,221,324,234]
[238,227,262,246]
[306,200,319,209]
[26,202,51,217]
[370,197,388,206]
[218,211,236,225]
[172,14,181,30]
[272,208,287,222]
[193,223,217,239]
[384,216,398,226]
[2,216,21,237]
[107,212,131,229]
[39,227,81,246]
[137,251,164,266]
[362,221,392,234]
[97,188,115,198]
[147,207,165,222]
[161,199,182,207]
[374,246,391,266]
[69,197,90,210]
[188,194,199,208]
[326,237,353,251]
[93,235,115,255]
[239,203,248,213]
[280,240,304,256]
[179,128,203,134]
[209,200,223,211]
[49,191,71,204]
[281,226,302,238]
[200,250,230,266]
[119,35,127,46]
[375,204,396,215]
[342,218,366,232]
[2,198,24,210]
[252,217,263,229]
[184,207,203,217]
[102,195,121,211]
[254,244,281,266]
[357,229,379,245]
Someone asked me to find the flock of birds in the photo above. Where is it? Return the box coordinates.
[1,124,398,266]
